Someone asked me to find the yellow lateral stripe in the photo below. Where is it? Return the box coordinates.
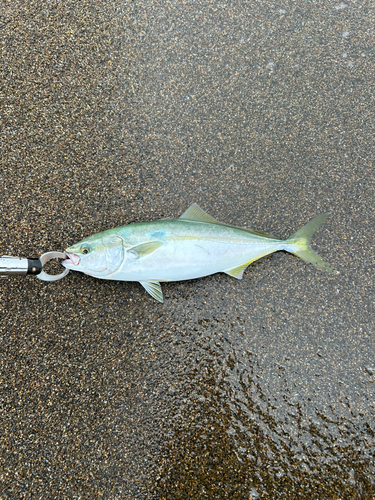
[171,234,257,244]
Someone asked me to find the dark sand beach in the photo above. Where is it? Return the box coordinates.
[0,1,374,498]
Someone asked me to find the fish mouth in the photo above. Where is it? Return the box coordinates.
[63,253,81,268]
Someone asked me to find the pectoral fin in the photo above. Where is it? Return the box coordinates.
[140,281,164,303]
[128,241,162,259]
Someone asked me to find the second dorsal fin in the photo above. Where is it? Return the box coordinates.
[179,203,275,239]
[179,203,220,224]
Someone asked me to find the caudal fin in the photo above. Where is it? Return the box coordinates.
[286,213,338,273]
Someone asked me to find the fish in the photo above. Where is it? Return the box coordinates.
[62,203,337,302]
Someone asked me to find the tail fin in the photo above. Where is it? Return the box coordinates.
[286,213,338,273]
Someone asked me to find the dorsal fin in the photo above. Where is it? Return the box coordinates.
[179,203,275,239]
[179,203,220,224]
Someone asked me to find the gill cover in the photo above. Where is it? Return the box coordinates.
[94,234,124,277]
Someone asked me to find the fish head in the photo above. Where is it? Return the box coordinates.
[63,233,124,277]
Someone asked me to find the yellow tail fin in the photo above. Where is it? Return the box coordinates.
[286,214,338,273]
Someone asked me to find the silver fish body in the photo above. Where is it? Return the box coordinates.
[63,203,336,302]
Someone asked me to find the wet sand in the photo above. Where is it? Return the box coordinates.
[0,1,374,498]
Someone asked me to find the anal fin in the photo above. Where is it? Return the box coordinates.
[140,280,164,303]
[224,251,275,279]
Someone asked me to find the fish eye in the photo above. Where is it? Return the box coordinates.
[80,245,91,255]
